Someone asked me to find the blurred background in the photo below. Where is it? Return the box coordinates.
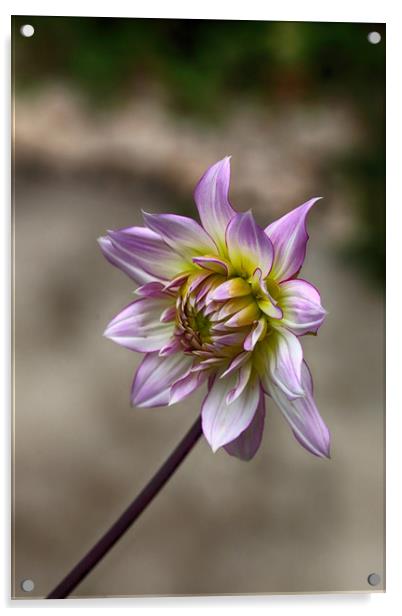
[12,16,385,598]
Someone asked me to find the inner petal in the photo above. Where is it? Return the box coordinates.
[210,277,251,302]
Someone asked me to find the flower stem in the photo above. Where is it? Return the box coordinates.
[46,415,203,599]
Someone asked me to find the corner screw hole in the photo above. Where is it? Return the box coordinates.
[21,578,35,592]
[367,572,381,587]
[20,24,35,38]
[368,31,381,45]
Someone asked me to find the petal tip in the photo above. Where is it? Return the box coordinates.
[130,394,139,407]
[141,210,152,223]
[141,210,156,228]
[317,445,331,460]
[131,390,144,408]
[103,326,113,340]
[321,437,331,459]
[265,196,323,281]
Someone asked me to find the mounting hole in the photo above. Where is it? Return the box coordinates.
[367,572,381,586]
[20,24,35,38]
[367,31,381,45]
[21,578,35,592]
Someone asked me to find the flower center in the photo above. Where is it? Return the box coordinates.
[187,311,211,343]
[172,268,283,368]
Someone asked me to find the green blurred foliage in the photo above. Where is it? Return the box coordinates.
[12,17,385,282]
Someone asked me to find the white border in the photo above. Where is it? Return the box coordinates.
[2,1,401,614]
[1,0,392,22]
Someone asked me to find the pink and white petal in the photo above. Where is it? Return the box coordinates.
[268,362,330,458]
[257,299,283,320]
[184,271,212,299]
[106,226,189,281]
[98,236,156,285]
[220,351,250,378]
[226,211,274,278]
[279,279,327,335]
[158,337,181,356]
[224,389,266,461]
[204,300,222,318]
[250,269,282,319]
[214,296,253,321]
[131,352,193,408]
[226,361,252,404]
[224,302,261,327]
[195,274,225,304]
[192,255,231,276]
[104,297,175,353]
[143,212,217,260]
[169,369,209,406]
[210,277,251,301]
[201,372,260,452]
[193,156,236,254]
[250,268,279,303]
[160,305,177,323]
[244,317,267,351]
[163,272,191,292]
[135,281,175,299]
[264,197,321,282]
[258,327,305,399]
[211,331,248,347]
[194,357,223,371]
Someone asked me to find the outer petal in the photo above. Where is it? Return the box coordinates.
[131,352,192,408]
[169,368,208,406]
[143,212,217,260]
[98,236,155,285]
[279,279,327,336]
[158,336,181,356]
[226,361,252,404]
[136,281,175,299]
[193,156,236,254]
[264,197,321,282]
[268,362,330,458]
[105,226,189,281]
[201,372,260,452]
[256,327,305,399]
[220,351,250,378]
[226,211,274,278]
[224,388,266,461]
[104,298,175,353]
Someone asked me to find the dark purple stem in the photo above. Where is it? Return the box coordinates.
[47,415,203,599]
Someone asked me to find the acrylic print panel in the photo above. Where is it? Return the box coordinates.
[12,16,385,599]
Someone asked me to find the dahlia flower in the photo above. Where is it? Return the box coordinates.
[98,157,330,461]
